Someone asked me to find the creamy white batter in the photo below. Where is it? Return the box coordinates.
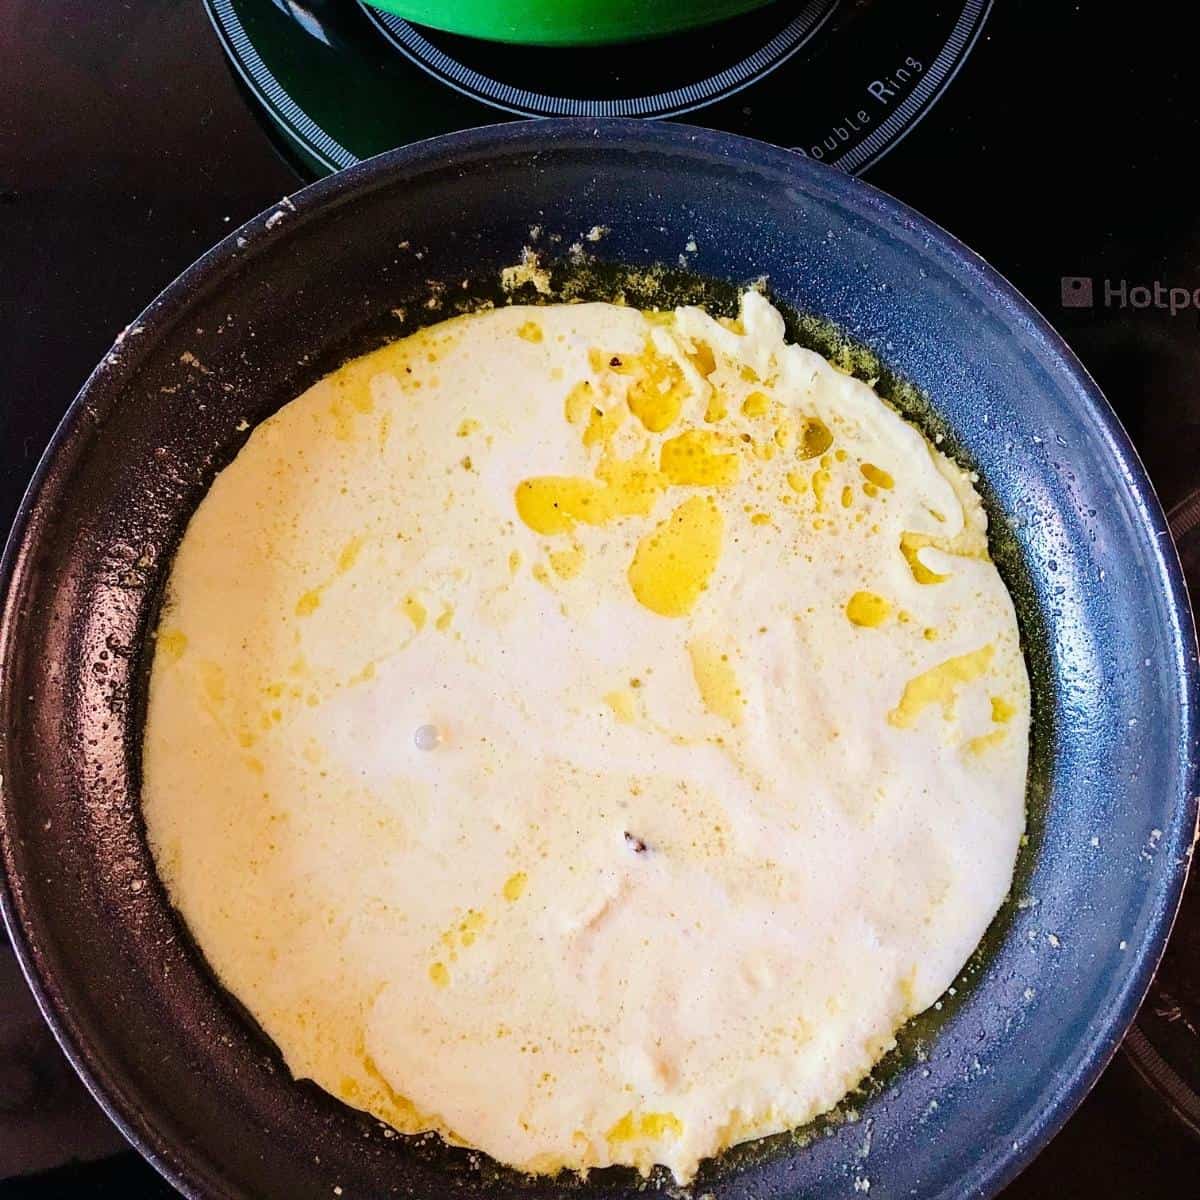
[142,293,1029,1183]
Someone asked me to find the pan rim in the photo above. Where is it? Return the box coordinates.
[1,117,1197,1200]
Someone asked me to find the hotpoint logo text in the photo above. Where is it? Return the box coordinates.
[1062,275,1200,316]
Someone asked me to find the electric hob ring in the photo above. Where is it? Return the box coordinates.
[205,0,992,175]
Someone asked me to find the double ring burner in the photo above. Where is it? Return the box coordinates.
[207,1,991,178]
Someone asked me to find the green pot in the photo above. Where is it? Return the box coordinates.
[361,0,776,46]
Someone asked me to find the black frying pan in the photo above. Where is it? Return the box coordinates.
[1,121,1197,1199]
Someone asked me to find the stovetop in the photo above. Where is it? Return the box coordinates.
[2,0,1199,1194]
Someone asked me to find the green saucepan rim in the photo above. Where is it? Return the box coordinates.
[361,0,777,46]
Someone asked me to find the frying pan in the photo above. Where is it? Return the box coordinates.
[0,119,1196,1199]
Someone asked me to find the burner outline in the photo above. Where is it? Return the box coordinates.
[208,0,358,170]
[836,0,992,174]
[361,0,837,120]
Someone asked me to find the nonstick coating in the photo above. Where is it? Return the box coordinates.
[0,120,1197,1200]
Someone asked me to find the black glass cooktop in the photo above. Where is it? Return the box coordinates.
[2,0,1199,1194]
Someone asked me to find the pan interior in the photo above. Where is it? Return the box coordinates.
[138,261,1051,1186]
